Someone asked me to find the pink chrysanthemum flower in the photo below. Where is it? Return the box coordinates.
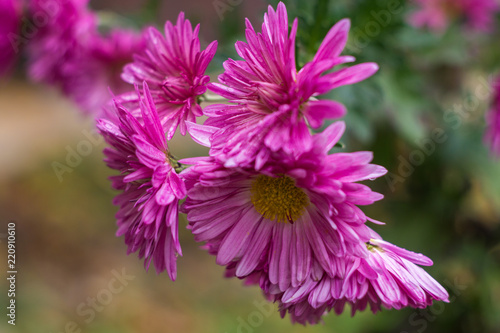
[97,82,186,280]
[253,230,449,324]
[204,2,378,169]
[408,0,499,32]
[485,76,500,156]
[27,0,97,85]
[182,121,386,291]
[0,0,22,76]
[120,13,217,139]
[62,29,146,115]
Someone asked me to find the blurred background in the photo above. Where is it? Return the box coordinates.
[1,0,500,332]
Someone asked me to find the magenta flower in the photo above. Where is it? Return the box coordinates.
[408,0,499,32]
[27,0,146,115]
[62,29,146,115]
[485,76,500,156]
[0,0,22,76]
[262,231,450,324]
[204,2,378,169]
[120,13,217,139]
[97,82,186,280]
[182,121,386,291]
[27,0,97,85]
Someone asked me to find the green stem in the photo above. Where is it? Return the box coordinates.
[199,93,229,103]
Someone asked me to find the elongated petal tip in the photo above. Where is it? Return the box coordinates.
[146,26,162,43]
[316,121,346,151]
[365,62,379,75]
[142,80,150,92]
[276,1,287,13]
[330,120,346,138]
[372,165,388,178]
[367,217,386,225]
[95,118,109,130]
[306,100,347,128]
[207,40,218,53]
[177,11,185,22]
[186,121,218,147]
[337,18,351,32]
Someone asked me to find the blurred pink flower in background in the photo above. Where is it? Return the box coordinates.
[27,0,96,85]
[408,0,499,32]
[62,29,146,115]
[485,76,500,155]
[27,0,145,115]
[0,0,22,76]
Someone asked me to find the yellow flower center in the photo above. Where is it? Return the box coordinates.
[250,175,309,223]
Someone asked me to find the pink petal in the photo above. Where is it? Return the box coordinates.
[305,100,347,129]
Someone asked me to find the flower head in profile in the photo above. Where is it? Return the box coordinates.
[205,2,378,169]
[120,12,217,139]
[97,82,186,280]
[257,230,450,324]
[408,0,499,32]
[0,0,22,77]
[182,121,386,291]
[485,76,500,156]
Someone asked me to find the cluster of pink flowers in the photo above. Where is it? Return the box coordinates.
[408,0,499,32]
[97,2,449,324]
[178,4,449,323]
[0,0,455,325]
